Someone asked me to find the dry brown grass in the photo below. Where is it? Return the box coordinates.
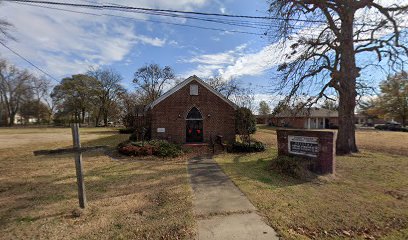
[0,127,118,149]
[0,128,195,239]
[215,126,408,239]
[356,130,408,155]
[256,125,408,156]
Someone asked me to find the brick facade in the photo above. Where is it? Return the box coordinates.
[277,129,336,174]
[270,116,339,129]
[147,77,236,144]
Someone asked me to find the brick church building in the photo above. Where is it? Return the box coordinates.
[143,75,237,144]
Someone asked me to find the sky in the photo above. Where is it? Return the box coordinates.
[0,0,407,112]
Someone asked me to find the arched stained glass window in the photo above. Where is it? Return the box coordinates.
[186,107,202,119]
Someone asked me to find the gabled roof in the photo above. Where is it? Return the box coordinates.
[145,75,238,110]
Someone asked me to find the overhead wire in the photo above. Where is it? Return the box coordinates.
[12,0,320,38]
[0,41,59,82]
[6,0,408,29]
[14,2,267,36]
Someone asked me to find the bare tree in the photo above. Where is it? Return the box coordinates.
[230,85,256,112]
[206,76,240,99]
[0,59,32,125]
[259,101,271,115]
[31,76,51,123]
[133,63,175,104]
[88,68,125,126]
[118,91,145,128]
[268,0,408,154]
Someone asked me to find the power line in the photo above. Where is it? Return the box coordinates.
[12,1,317,37]
[0,41,59,82]
[13,0,275,31]
[6,0,407,29]
[14,2,267,36]
[6,0,325,23]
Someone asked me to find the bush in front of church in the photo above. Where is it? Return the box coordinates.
[117,140,182,158]
[117,141,155,156]
[235,107,257,141]
[153,140,183,158]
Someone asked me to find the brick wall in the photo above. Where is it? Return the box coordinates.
[270,117,339,129]
[149,80,236,144]
[277,129,336,174]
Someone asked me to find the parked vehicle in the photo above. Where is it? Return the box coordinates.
[375,121,407,132]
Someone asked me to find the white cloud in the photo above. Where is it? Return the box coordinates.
[183,64,225,78]
[0,0,210,78]
[181,42,284,80]
[221,44,279,79]
[133,35,166,47]
[184,0,408,81]
[181,43,250,77]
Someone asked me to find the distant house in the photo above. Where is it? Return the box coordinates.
[267,108,339,129]
[255,114,269,125]
[140,75,237,144]
[0,110,38,126]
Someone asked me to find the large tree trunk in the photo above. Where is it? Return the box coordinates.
[336,11,359,155]
[337,90,358,154]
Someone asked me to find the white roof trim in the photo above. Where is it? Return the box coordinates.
[146,75,238,110]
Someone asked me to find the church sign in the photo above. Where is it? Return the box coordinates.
[277,129,336,174]
[157,128,166,133]
[288,136,319,157]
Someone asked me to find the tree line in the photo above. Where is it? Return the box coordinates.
[0,59,52,125]
[360,72,408,127]
[0,61,254,127]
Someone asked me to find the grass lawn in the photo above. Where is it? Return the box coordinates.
[215,126,408,239]
[0,128,195,239]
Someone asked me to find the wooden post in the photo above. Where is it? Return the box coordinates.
[71,123,86,208]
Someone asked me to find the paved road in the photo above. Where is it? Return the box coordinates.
[188,156,280,240]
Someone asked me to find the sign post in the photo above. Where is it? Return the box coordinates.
[71,123,87,209]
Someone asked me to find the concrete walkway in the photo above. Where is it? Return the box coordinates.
[188,156,279,240]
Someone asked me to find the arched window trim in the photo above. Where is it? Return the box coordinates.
[186,106,203,120]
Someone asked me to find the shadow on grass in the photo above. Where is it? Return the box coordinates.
[1,132,195,237]
[0,158,189,228]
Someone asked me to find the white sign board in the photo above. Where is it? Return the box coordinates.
[157,128,166,133]
[288,135,319,157]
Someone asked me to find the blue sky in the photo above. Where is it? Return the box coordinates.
[0,1,272,85]
[1,0,407,110]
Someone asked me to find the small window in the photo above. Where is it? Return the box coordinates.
[190,84,198,95]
